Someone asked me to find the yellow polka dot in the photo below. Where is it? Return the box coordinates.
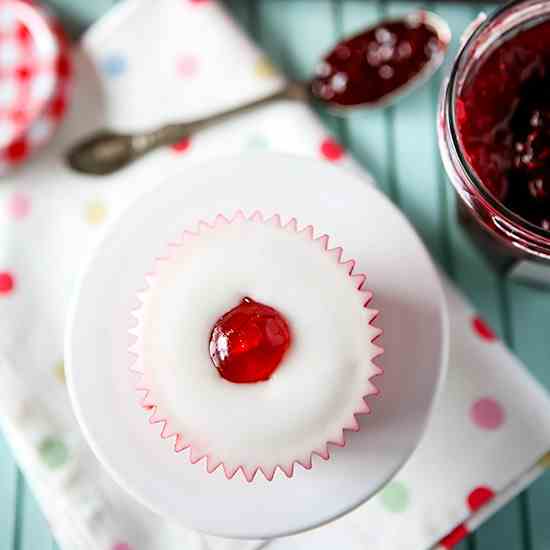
[538,451,550,468]
[254,57,277,78]
[54,360,65,384]
[85,201,107,225]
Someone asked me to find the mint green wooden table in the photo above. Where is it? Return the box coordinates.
[3,1,549,549]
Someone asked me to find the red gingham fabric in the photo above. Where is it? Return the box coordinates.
[0,0,71,171]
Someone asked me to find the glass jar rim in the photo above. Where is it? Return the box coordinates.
[446,0,550,246]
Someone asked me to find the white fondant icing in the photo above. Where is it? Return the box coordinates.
[131,213,382,480]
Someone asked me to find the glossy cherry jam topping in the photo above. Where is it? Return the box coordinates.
[457,20,550,231]
[311,14,446,107]
[209,297,291,384]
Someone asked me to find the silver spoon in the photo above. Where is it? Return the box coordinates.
[66,11,450,176]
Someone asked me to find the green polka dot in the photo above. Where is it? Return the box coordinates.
[379,481,409,513]
[245,134,269,150]
[38,437,69,469]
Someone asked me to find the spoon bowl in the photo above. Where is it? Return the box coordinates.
[309,10,451,113]
[66,10,451,176]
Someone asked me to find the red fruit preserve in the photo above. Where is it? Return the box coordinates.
[439,1,550,287]
[209,297,291,384]
[457,19,550,231]
[311,13,447,107]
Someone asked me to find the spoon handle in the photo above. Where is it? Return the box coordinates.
[66,81,308,176]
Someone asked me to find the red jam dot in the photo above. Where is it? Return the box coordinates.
[457,19,550,230]
[209,297,291,384]
[310,15,446,107]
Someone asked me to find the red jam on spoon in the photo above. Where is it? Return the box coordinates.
[457,19,550,231]
[209,297,291,384]
[311,13,447,107]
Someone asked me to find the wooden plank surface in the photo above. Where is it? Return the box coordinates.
[0,437,16,550]
[16,478,54,550]
[0,1,547,549]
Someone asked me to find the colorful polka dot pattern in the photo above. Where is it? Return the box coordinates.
[472,316,497,341]
[54,359,65,384]
[7,192,30,220]
[372,302,511,544]
[470,397,505,430]
[0,9,538,545]
[437,486,496,547]
[379,480,409,513]
[171,136,191,153]
[467,486,495,512]
[85,200,108,225]
[254,57,277,78]
[0,271,14,295]
[320,137,344,161]
[439,524,469,549]
[176,54,199,78]
[102,53,127,78]
[38,436,69,469]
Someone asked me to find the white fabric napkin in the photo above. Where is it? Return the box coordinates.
[1,1,550,549]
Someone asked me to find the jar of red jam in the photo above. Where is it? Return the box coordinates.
[439,0,550,288]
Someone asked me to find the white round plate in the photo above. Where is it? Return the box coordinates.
[66,153,448,540]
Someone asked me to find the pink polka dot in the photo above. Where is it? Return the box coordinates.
[472,316,496,341]
[320,137,344,161]
[171,137,191,153]
[7,192,31,220]
[467,486,495,512]
[112,544,132,550]
[0,272,15,295]
[470,397,505,430]
[176,54,199,78]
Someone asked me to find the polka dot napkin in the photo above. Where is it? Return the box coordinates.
[1,1,550,550]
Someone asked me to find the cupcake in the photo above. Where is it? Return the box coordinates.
[129,211,383,482]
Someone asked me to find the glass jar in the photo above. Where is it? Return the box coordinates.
[438,0,550,288]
